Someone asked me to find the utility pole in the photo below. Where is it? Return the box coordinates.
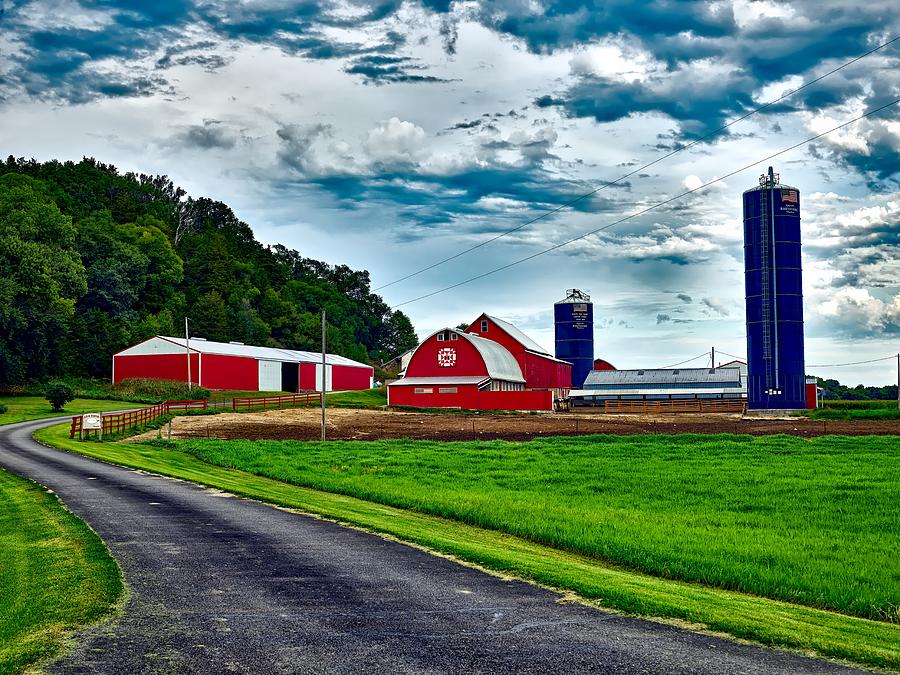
[896,353,899,411]
[321,310,327,442]
[711,346,715,370]
[185,316,191,390]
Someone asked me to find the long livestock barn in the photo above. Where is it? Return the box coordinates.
[113,336,373,392]
[388,314,571,411]
[570,367,747,405]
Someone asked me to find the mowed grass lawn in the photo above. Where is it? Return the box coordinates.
[0,468,122,674]
[173,433,899,624]
[0,397,140,426]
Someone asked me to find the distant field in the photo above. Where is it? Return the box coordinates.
[0,397,141,426]
[0,468,121,673]
[820,400,897,409]
[173,433,899,623]
[801,408,900,420]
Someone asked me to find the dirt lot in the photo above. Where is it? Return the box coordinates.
[135,406,900,442]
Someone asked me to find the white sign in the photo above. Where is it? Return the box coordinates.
[82,413,102,430]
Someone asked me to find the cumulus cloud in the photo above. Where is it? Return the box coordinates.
[701,297,730,316]
[811,287,900,336]
[364,117,427,165]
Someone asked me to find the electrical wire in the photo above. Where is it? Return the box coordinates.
[659,352,710,369]
[714,349,747,361]
[392,98,900,308]
[374,35,899,293]
[807,355,898,368]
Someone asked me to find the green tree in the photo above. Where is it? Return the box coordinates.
[0,174,87,384]
[45,382,75,411]
[191,291,229,341]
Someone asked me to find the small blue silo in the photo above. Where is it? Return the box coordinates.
[555,289,594,389]
[743,167,806,409]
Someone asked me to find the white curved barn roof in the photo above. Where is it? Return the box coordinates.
[403,329,525,383]
[458,331,525,382]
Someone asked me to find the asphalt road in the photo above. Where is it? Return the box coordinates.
[1,417,866,674]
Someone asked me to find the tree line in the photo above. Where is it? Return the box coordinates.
[815,377,898,401]
[0,156,418,385]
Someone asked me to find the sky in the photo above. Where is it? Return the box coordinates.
[1,0,898,385]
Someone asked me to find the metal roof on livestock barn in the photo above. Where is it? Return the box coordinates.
[584,367,743,388]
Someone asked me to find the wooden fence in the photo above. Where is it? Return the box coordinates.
[232,392,322,411]
[598,399,746,414]
[70,399,207,439]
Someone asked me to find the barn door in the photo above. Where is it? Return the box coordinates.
[258,360,282,391]
[314,363,333,392]
[281,362,299,393]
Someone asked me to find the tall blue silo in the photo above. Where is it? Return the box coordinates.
[555,289,594,389]
[743,167,806,409]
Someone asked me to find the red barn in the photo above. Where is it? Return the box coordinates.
[388,315,571,412]
[593,358,617,371]
[113,336,373,392]
[465,314,572,398]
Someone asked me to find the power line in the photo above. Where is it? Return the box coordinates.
[392,98,900,308]
[807,355,897,368]
[659,352,710,369]
[374,35,899,293]
[714,349,746,361]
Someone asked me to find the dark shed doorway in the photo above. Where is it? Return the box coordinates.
[281,362,299,393]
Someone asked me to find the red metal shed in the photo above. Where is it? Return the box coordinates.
[113,336,373,393]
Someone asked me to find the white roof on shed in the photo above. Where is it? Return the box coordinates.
[584,367,743,387]
[116,336,371,369]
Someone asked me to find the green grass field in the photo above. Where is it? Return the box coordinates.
[0,397,141,426]
[821,400,898,410]
[169,434,900,624]
[0,468,122,674]
[802,408,900,420]
[36,425,900,669]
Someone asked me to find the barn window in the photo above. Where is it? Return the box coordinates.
[414,387,433,394]
[450,333,458,341]
[481,319,489,332]
[438,387,457,394]
[437,334,444,342]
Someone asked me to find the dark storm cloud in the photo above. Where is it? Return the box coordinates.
[272,118,604,233]
[175,121,237,150]
[344,54,448,83]
[677,293,692,303]
[656,313,671,324]
[519,1,900,170]
[2,0,415,104]
[464,1,734,53]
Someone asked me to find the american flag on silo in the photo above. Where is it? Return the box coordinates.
[782,189,799,203]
